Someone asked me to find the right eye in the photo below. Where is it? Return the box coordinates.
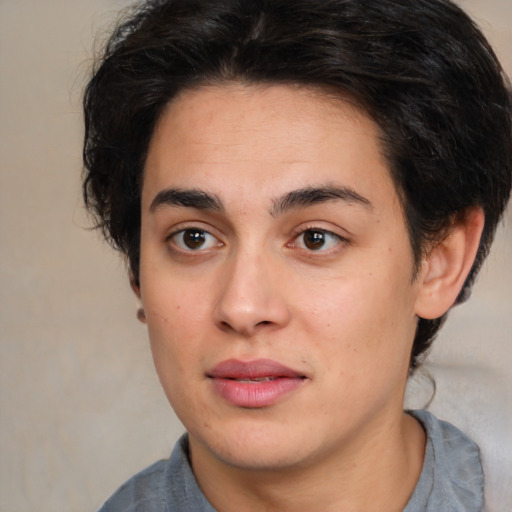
[169,228,222,251]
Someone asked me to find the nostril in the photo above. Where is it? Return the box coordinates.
[257,321,271,326]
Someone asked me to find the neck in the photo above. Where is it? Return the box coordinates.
[190,411,425,512]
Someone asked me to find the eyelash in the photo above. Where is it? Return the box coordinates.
[288,227,346,253]
[166,226,347,254]
[168,228,222,251]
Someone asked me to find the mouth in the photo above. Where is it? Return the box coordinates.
[207,359,308,408]
[229,377,280,383]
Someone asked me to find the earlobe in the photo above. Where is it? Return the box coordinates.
[129,273,147,324]
[414,208,484,320]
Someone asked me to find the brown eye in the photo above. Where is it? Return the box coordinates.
[303,230,327,250]
[296,229,342,251]
[171,229,220,251]
[183,230,206,249]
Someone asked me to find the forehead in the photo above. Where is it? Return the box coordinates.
[142,83,398,212]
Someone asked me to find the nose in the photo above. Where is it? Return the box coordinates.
[213,250,291,337]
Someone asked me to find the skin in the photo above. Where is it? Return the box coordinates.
[136,83,483,511]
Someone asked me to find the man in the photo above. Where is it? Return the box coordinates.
[83,0,512,510]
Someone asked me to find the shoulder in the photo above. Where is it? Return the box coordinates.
[97,434,216,512]
[97,457,168,512]
[406,410,484,512]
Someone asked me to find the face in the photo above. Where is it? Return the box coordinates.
[139,84,423,472]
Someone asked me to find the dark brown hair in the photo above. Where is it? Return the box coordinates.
[83,0,512,370]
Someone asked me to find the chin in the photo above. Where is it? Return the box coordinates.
[189,417,322,471]
[215,441,311,471]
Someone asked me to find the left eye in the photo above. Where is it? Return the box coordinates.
[294,229,342,251]
[170,229,221,251]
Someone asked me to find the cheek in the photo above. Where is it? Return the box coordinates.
[303,278,417,423]
[299,266,417,371]
[142,275,211,370]
[142,284,213,420]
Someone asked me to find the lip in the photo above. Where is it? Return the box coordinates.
[207,359,307,408]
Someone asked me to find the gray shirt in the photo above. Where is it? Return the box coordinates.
[98,410,484,511]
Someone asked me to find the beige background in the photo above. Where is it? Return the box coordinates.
[0,1,510,511]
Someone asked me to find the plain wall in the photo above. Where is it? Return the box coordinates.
[0,1,510,510]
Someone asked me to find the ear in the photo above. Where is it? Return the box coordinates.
[414,208,484,320]
[129,273,146,324]
[129,272,142,299]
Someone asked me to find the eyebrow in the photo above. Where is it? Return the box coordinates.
[149,188,223,213]
[271,185,373,217]
[149,184,373,216]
